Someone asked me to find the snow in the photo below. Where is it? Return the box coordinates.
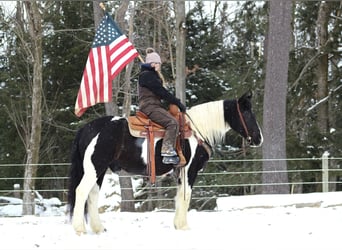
[1,189,342,250]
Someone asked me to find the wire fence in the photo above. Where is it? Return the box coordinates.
[0,156,342,209]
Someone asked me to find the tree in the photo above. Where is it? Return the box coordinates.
[185,2,232,107]
[0,0,340,205]
[285,2,341,192]
[91,0,137,211]
[174,0,186,103]
[118,1,137,212]
[315,2,331,135]
[22,1,43,215]
[262,0,293,194]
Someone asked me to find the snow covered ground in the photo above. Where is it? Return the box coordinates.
[1,191,342,250]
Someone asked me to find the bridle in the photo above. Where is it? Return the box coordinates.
[183,99,252,155]
[236,99,252,145]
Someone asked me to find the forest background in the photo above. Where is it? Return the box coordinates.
[0,1,341,214]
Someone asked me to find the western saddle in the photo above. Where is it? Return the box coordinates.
[127,104,192,184]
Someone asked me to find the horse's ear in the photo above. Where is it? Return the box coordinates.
[241,90,252,100]
[239,90,253,109]
[239,90,253,101]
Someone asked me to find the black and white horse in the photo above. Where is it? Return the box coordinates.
[67,90,263,234]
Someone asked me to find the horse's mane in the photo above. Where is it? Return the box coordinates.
[186,100,231,146]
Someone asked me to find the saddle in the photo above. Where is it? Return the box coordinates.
[127,104,192,183]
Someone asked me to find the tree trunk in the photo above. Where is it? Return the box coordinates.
[262,0,292,194]
[316,2,330,135]
[22,1,43,215]
[175,0,186,103]
[122,3,136,118]
[92,0,136,211]
[93,1,114,115]
[118,170,135,211]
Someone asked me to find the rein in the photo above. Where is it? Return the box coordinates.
[236,99,252,145]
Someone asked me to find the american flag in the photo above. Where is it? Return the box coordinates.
[75,12,138,117]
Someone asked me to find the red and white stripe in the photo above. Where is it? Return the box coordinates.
[75,35,138,117]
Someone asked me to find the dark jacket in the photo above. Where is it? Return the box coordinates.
[138,64,183,110]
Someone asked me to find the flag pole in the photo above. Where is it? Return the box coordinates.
[99,2,144,63]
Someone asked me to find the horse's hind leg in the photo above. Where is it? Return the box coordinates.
[72,169,97,235]
[174,167,192,230]
[88,183,105,233]
[72,136,99,235]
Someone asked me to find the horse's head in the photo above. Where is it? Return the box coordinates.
[225,90,263,147]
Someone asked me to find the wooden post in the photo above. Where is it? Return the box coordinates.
[322,151,329,192]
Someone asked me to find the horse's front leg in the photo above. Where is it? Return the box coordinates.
[173,167,192,230]
[88,183,105,234]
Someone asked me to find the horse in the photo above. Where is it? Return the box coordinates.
[67,90,263,235]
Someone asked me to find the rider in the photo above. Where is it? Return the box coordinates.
[138,48,186,165]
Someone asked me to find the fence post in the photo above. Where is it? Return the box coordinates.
[13,183,21,198]
[322,151,330,192]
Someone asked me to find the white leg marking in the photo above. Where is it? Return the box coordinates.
[72,135,99,235]
[174,137,198,230]
[174,169,192,230]
[88,183,105,234]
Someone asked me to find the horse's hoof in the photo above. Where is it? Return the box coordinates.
[174,223,190,230]
[75,231,87,236]
[95,228,107,234]
[92,225,106,234]
[73,225,87,236]
[175,225,190,230]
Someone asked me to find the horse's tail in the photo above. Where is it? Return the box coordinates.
[67,127,85,219]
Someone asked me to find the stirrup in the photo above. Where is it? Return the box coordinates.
[161,149,177,157]
[162,156,180,165]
